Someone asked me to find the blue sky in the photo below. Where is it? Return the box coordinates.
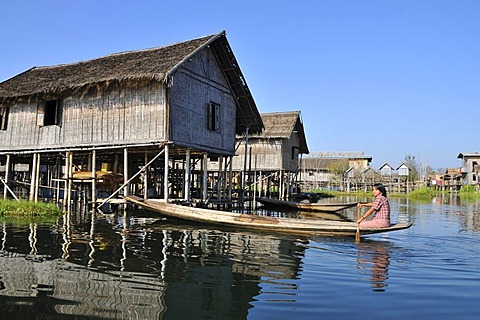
[1,0,478,170]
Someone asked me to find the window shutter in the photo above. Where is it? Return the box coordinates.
[208,103,214,131]
[55,100,62,125]
[0,105,7,130]
[214,104,220,131]
[37,101,46,126]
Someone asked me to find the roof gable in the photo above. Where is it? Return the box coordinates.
[458,152,480,159]
[396,163,411,170]
[379,162,393,170]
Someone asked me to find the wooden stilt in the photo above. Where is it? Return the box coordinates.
[34,153,41,202]
[63,152,69,206]
[223,156,228,203]
[164,144,169,201]
[91,150,96,206]
[279,170,284,200]
[67,151,73,209]
[217,157,223,202]
[144,152,149,200]
[29,153,37,202]
[228,155,233,202]
[202,152,208,202]
[184,149,191,202]
[124,148,129,197]
[3,154,10,199]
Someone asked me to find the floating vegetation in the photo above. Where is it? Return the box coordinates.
[0,199,63,217]
[407,187,437,199]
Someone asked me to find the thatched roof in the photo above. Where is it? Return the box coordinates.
[300,158,349,170]
[249,111,309,154]
[0,30,263,134]
[308,151,372,161]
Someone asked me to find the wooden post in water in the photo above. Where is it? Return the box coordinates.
[279,170,284,200]
[228,155,233,203]
[217,156,223,203]
[34,153,41,202]
[91,150,96,206]
[63,152,69,206]
[29,153,37,202]
[223,156,228,205]
[67,152,73,209]
[202,152,208,202]
[3,155,10,199]
[144,152,149,200]
[164,144,169,201]
[124,148,129,197]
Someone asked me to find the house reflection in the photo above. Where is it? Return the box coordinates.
[0,209,308,318]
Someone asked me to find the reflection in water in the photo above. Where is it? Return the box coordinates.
[7,196,478,318]
[0,209,308,319]
[2,198,478,319]
[356,240,390,292]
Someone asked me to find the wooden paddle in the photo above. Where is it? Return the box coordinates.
[355,206,361,242]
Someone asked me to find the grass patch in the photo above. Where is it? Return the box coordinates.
[407,187,437,199]
[0,199,63,217]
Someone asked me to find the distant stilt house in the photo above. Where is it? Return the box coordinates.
[226,111,309,201]
[457,152,480,189]
[0,30,263,208]
[378,163,394,178]
[378,162,396,187]
[396,163,411,193]
[300,158,349,191]
[299,152,372,192]
[440,168,463,191]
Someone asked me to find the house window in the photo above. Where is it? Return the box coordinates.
[37,99,62,126]
[0,105,9,130]
[292,146,299,160]
[207,102,220,132]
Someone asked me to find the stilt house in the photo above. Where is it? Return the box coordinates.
[228,111,309,200]
[0,30,263,206]
[457,152,480,186]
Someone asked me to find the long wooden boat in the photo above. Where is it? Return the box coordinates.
[124,195,413,237]
[256,197,358,212]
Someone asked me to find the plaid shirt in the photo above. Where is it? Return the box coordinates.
[372,195,390,220]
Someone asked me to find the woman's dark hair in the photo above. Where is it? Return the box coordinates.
[373,183,387,197]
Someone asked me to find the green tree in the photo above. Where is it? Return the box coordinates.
[327,159,349,183]
[404,154,419,181]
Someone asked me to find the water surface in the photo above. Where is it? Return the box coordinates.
[0,196,479,319]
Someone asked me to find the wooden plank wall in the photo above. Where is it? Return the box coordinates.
[168,48,237,155]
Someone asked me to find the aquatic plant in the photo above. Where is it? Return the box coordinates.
[459,184,477,193]
[408,187,437,199]
[0,199,63,217]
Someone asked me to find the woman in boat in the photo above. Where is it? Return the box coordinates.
[356,183,390,228]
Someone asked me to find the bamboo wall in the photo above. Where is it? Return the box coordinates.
[231,139,284,171]
[0,79,167,152]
